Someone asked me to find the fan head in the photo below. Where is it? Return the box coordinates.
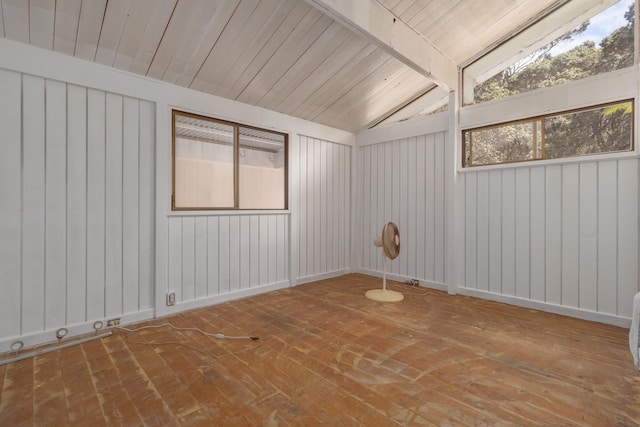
[374,222,400,260]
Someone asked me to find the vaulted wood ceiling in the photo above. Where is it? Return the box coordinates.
[0,0,560,132]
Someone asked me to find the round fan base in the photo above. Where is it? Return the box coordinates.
[365,289,404,302]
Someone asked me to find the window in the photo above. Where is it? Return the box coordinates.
[463,0,635,105]
[172,110,287,210]
[463,100,634,167]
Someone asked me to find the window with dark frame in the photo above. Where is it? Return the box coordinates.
[462,0,635,106]
[172,110,288,210]
[463,100,634,167]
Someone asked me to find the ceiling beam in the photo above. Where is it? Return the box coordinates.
[305,0,458,91]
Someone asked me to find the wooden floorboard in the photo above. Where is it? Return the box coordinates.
[0,273,638,426]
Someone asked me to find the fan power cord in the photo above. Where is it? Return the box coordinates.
[118,323,259,341]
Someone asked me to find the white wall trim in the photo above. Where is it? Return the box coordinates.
[458,287,632,328]
[160,281,290,316]
[296,269,352,286]
[458,150,640,173]
[0,38,355,146]
[0,309,154,354]
[357,268,449,292]
[460,66,637,130]
[356,111,449,146]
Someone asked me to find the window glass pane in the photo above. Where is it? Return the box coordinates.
[464,121,543,166]
[462,100,633,167]
[238,126,286,209]
[545,101,633,159]
[174,113,235,208]
[463,0,635,105]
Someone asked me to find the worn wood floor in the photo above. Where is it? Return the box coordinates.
[0,274,638,426]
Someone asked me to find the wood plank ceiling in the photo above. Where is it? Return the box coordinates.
[0,0,560,132]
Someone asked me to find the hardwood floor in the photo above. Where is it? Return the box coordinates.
[1,274,638,426]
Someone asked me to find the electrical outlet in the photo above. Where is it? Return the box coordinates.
[166,292,176,306]
[106,318,120,327]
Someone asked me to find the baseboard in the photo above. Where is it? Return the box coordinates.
[0,308,155,354]
[159,281,291,316]
[296,269,351,286]
[458,287,632,328]
[356,268,448,292]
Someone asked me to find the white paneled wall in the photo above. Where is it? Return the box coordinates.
[359,132,447,288]
[166,213,289,304]
[292,136,351,283]
[0,70,155,352]
[459,159,639,322]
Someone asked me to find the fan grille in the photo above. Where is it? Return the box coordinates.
[382,222,400,260]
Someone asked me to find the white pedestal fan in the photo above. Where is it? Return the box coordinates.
[366,221,404,302]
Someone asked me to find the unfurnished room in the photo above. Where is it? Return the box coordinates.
[0,0,639,425]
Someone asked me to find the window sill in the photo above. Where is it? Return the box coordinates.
[167,209,290,217]
[458,150,640,173]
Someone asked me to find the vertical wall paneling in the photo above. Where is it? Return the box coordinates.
[229,216,240,292]
[240,216,251,290]
[545,165,563,305]
[218,216,231,294]
[306,139,315,277]
[459,157,639,323]
[181,216,195,301]
[320,142,327,273]
[0,70,156,351]
[415,135,427,281]
[579,162,598,311]
[294,136,351,282]
[529,167,546,302]
[358,131,448,287]
[399,139,409,276]
[86,89,106,320]
[168,217,183,301]
[206,216,220,295]
[138,99,157,307]
[342,144,350,271]
[298,139,307,278]
[195,217,208,298]
[104,92,123,317]
[66,84,87,324]
[434,132,446,283]
[391,141,401,275]
[250,216,260,288]
[313,140,321,276]
[268,216,278,284]
[406,137,417,276]
[488,170,502,295]
[617,159,639,316]
[514,168,530,299]
[597,161,618,314]
[0,70,22,338]
[277,215,287,282]
[476,171,489,292]
[166,212,291,305]
[362,145,371,269]
[122,97,140,314]
[326,143,334,272]
[259,215,269,284]
[22,75,46,334]
[500,169,516,296]
[384,143,392,258]
[377,143,386,272]
[289,135,299,285]
[465,173,477,289]
[45,79,67,328]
